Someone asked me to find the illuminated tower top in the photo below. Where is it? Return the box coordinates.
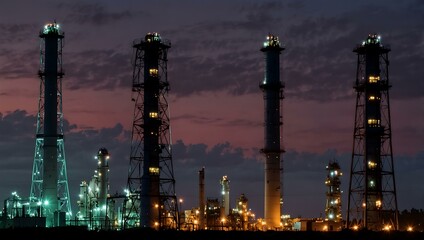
[354,33,390,55]
[145,32,161,42]
[261,34,284,50]
[41,22,63,35]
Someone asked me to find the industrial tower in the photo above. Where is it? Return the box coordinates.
[29,22,72,227]
[260,34,284,229]
[347,34,398,231]
[220,176,230,216]
[325,159,342,222]
[96,148,110,227]
[198,167,205,230]
[124,32,178,229]
[76,148,113,229]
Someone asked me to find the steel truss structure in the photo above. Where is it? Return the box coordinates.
[123,33,178,229]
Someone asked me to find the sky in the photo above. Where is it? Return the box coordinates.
[0,0,423,219]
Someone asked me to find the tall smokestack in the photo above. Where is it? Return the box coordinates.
[199,167,205,230]
[347,34,398,230]
[260,34,284,229]
[125,32,178,229]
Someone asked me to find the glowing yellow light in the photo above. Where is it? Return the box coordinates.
[149,167,159,174]
[376,200,382,208]
[149,112,158,118]
[367,118,380,126]
[149,68,158,76]
[368,161,377,169]
[383,225,392,231]
[368,75,380,83]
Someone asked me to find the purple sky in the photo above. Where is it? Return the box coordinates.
[0,0,423,219]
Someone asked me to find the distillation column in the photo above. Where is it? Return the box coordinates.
[260,34,284,229]
[347,34,398,231]
[97,148,110,225]
[325,160,342,222]
[30,22,71,227]
[220,176,230,216]
[125,32,178,229]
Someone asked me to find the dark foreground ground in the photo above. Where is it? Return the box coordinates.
[1,227,423,240]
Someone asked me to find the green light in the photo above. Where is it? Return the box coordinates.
[362,34,381,46]
[43,23,60,34]
[145,32,161,43]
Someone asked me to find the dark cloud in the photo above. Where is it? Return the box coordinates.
[0,48,39,80]
[0,0,422,102]
[65,49,132,90]
[172,140,264,215]
[163,0,424,102]
[0,110,35,171]
[0,23,37,45]
[0,110,131,214]
[0,109,422,218]
[58,2,135,26]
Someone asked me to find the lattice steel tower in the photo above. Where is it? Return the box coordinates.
[124,32,178,229]
[29,22,72,227]
[347,34,398,231]
[260,34,284,230]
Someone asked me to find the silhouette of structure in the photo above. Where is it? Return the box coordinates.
[76,148,115,230]
[29,22,72,227]
[123,32,178,229]
[220,176,230,216]
[260,34,284,229]
[347,34,398,231]
[198,167,205,230]
[325,159,342,222]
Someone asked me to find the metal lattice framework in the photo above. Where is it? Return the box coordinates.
[346,34,398,231]
[123,33,178,229]
[325,160,342,222]
[29,23,72,221]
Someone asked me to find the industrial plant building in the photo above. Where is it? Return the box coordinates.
[0,21,405,234]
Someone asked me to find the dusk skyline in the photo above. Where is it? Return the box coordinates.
[0,0,423,219]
